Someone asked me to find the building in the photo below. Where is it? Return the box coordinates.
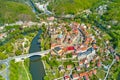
[52,46,64,55]
[76,66,81,71]
[15,58,24,63]
[72,73,79,80]
[92,69,97,75]
[85,63,90,68]
[64,75,70,80]
[83,74,90,80]
[79,61,84,67]
[65,46,75,53]
[0,33,7,39]
[77,47,96,61]
[47,16,55,21]
[97,59,101,68]
[59,66,65,72]
[67,65,72,70]
[72,52,78,58]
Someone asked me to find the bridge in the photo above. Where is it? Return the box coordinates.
[0,49,51,80]
[13,49,50,59]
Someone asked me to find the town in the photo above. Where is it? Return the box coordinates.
[0,0,120,80]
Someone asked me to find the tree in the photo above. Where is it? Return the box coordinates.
[0,52,8,60]
[15,50,22,56]
[44,76,50,80]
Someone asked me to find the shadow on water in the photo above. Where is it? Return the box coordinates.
[29,30,45,80]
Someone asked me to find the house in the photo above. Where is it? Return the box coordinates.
[67,65,72,70]
[84,58,88,64]
[72,52,78,58]
[67,46,74,51]
[83,74,90,80]
[84,38,92,45]
[79,61,84,67]
[0,33,7,39]
[88,71,93,77]
[58,34,63,39]
[64,75,70,80]
[0,26,4,31]
[92,40,96,44]
[77,47,96,61]
[97,60,101,68]
[15,58,24,63]
[92,69,97,75]
[79,73,84,78]
[85,63,90,68]
[65,46,75,53]
[72,73,79,80]
[92,44,98,50]
[47,17,55,21]
[76,66,81,71]
[51,43,58,49]
[53,46,63,55]
[73,28,79,34]
[75,45,88,53]
[81,23,87,29]
[115,55,120,61]
[59,66,65,72]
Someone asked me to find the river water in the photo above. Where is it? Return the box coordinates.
[29,30,45,80]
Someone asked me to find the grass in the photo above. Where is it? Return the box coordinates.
[48,0,99,15]
[10,59,32,80]
[96,69,106,79]
[0,76,5,80]
[0,0,36,24]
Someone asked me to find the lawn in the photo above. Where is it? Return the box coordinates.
[9,59,32,80]
[96,69,106,79]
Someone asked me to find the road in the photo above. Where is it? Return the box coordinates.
[104,53,116,80]
[0,49,51,80]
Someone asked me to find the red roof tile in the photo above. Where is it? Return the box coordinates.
[66,46,74,51]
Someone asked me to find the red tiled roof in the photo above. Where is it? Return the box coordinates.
[84,74,89,80]
[92,69,97,75]
[64,75,70,80]
[76,66,81,71]
[67,46,74,51]
[97,60,101,67]
[47,17,54,21]
[67,65,72,70]
[93,44,98,49]
[88,71,93,77]
[73,73,79,79]
[84,38,92,45]
[115,55,120,61]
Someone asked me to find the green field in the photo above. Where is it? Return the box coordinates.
[48,0,99,15]
[0,0,36,24]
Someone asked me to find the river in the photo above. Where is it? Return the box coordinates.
[29,30,45,80]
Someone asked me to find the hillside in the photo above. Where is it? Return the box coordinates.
[48,0,99,15]
[0,0,36,25]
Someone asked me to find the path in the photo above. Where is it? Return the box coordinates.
[22,62,31,80]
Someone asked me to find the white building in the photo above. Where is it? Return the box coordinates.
[77,47,96,61]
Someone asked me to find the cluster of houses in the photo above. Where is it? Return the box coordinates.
[50,22,97,59]
[64,69,97,80]
[50,22,80,56]
[49,22,102,80]
[58,57,100,80]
